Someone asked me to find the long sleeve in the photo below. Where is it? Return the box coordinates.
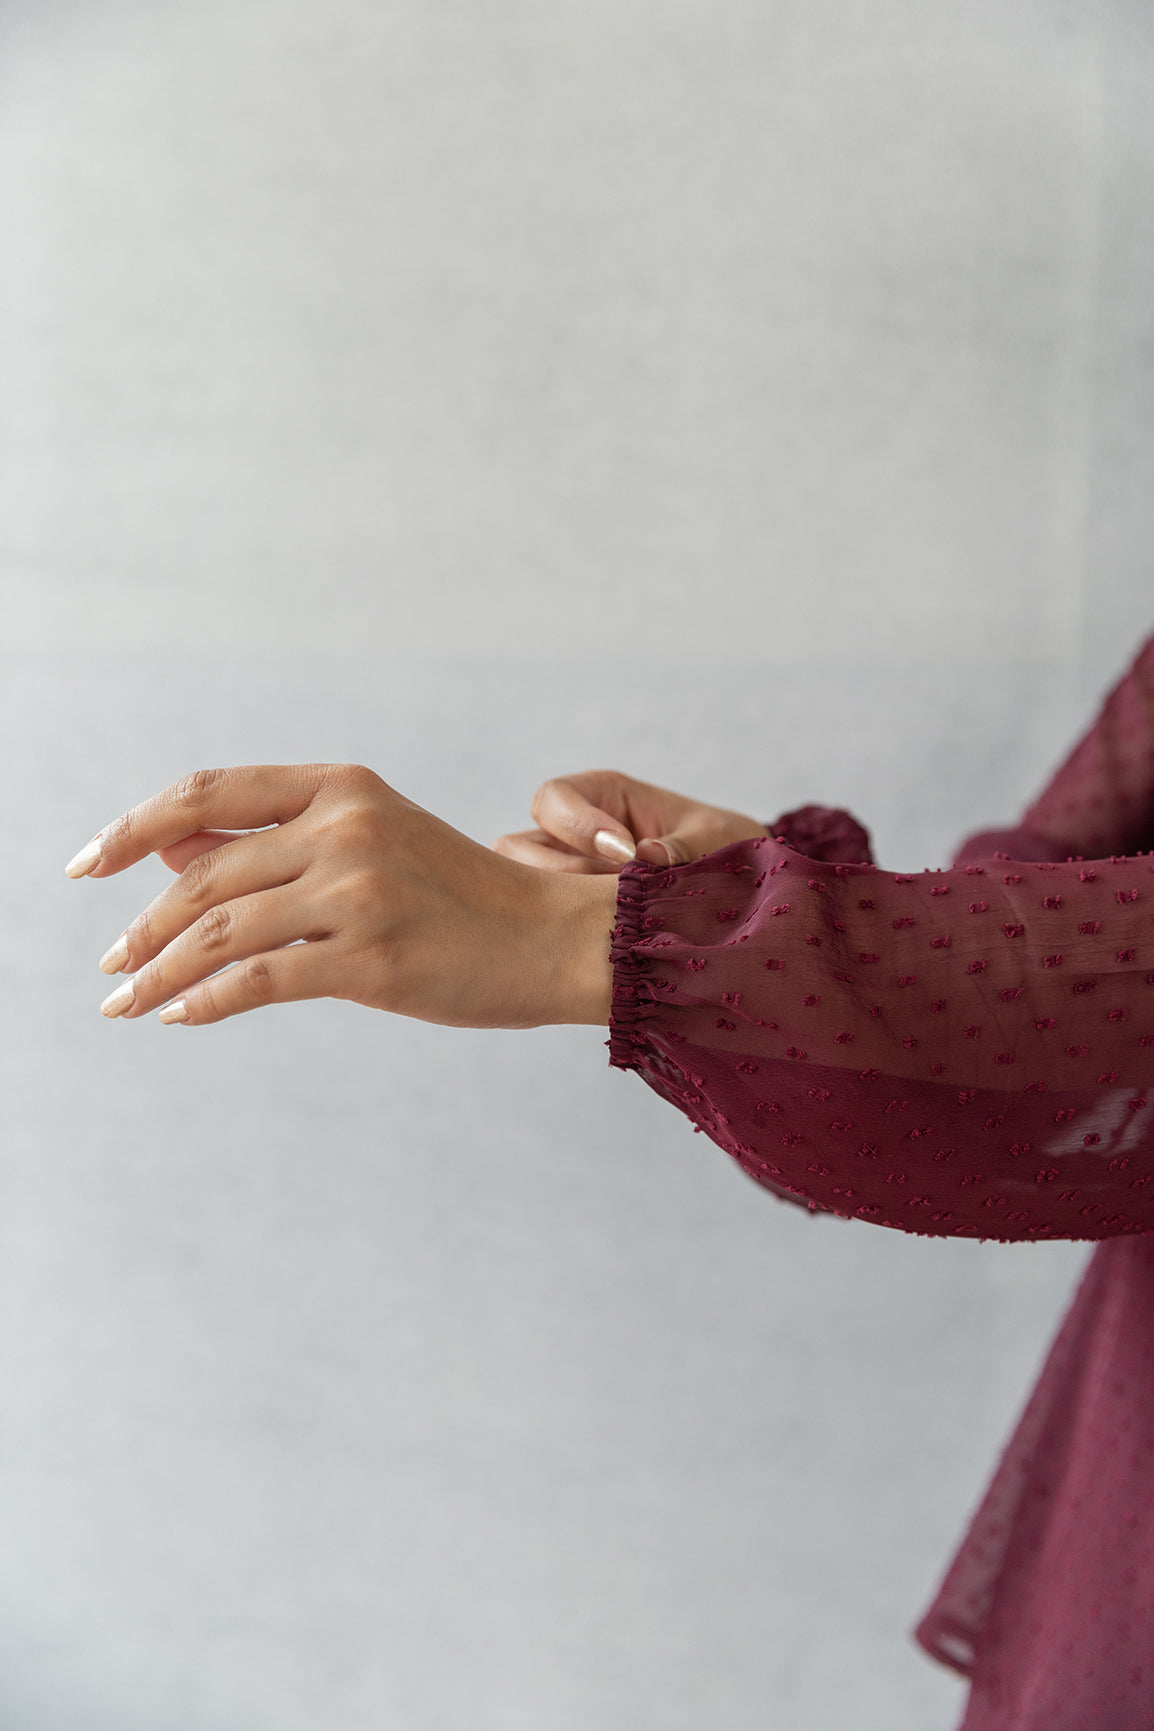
[608,634,1154,1243]
[909,641,1154,1727]
[1020,633,1154,860]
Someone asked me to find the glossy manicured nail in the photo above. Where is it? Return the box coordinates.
[158,999,189,1025]
[99,978,136,1018]
[99,933,130,975]
[594,830,636,863]
[65,837,103,879]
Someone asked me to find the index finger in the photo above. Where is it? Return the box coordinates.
[64,763,336,879]
[530,774,637,863]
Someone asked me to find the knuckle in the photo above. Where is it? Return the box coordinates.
[173,766,224,812]
[180,848,217,905]
[197,902,234,950]
[130,906,156,956]
[336,867,383,920]
[102,809,136,854]
[529,779,560,824]
[315,797,387,859]
[313,768,388,852]
[239,955,275,1002]
[328,762,381,797]
[531,770,611,828]
[340,803,385,848]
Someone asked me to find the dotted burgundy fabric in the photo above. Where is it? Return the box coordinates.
[608,632,1154,1728]
[916,1236,1154,1730]
[609,841,1154,1239]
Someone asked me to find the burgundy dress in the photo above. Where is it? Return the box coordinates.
[607,633,1154,1731]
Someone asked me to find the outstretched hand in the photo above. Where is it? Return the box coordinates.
[493,769,767,873]
[65,763,617,1030]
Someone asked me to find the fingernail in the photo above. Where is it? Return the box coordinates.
[158,999,189,1025]
[594,830,636,863]
[99,933,130,975]
[65,837,103,879]
[100,977,136,1018]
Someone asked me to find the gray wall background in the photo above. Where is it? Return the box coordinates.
[2,2,1153,1726]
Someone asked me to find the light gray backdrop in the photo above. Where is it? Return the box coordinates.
[3,2,1152,1727]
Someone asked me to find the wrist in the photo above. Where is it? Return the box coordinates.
[539,871,619,1026]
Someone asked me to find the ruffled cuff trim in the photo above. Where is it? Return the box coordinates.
[765,804,874,865]
[607,862,652,1071]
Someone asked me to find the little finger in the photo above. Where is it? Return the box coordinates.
[161,943,334,1027]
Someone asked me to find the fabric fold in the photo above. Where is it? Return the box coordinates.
[604,628,1154,1727]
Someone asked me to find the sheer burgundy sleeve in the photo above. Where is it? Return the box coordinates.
[909,634,1154,1728]
[607,636,1154,1243]
[1020,632,1154,859]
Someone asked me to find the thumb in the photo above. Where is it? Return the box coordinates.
[636,832,694,867]
[531,778,637,863]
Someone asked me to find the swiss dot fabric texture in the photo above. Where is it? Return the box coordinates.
[608,633,1154,1730]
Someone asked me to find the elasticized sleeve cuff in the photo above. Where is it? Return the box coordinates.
[607,862,653,1070]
